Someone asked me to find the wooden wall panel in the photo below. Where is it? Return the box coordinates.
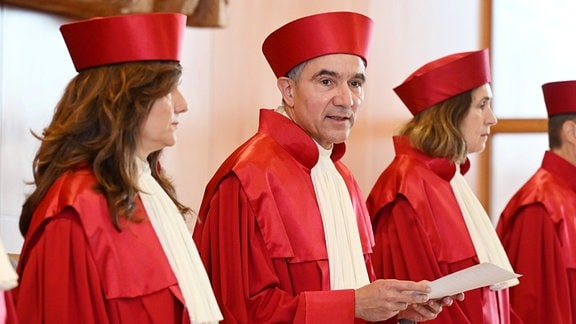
[3,0,228,27]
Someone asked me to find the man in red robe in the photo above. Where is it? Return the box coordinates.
[497,80,576,324]
[194,11,451,323]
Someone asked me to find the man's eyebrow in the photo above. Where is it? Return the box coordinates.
[311,69,338,79]
[353,73,366,82]
[311,70,367,82]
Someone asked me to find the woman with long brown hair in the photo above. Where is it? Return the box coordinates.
[15,13,221,324]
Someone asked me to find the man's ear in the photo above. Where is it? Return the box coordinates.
[277,77,295,107]
[563,119,576,144]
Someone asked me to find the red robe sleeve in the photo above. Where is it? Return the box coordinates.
[194,175,356,323]
[15,209,110,324]
[498,203,573,324]
[372,197,474,324]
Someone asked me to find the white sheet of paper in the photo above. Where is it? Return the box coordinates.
[428,262,521,299]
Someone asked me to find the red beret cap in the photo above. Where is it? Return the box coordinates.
[542,81,576,117]
[60,13,186,72]
[262,12,373,78]
[394,49,491,115]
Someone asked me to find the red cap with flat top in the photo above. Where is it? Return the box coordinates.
[394,49,491,115]
[262,11,373,78]
[542,81,576,117]
[60,13,186,72]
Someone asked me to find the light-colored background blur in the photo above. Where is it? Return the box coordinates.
[1,0,575,253]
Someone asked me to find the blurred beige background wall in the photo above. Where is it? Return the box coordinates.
[0,0,487,252]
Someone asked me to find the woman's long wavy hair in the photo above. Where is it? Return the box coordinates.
[20,61,191,236]
[399,89,472,163]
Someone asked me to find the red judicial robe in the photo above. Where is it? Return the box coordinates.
[366,136,517,324]
[15,166,191,323]
[194,109,375,323]
[497,151,576,324]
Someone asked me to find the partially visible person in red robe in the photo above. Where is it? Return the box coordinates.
[367,49,522,324]
[497,80,576,324]
[0,291,17,324]
[0,241,18,324]
[14,13,222,323]
[193,11,455,324]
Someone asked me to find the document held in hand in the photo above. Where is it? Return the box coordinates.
[428,262,521,299]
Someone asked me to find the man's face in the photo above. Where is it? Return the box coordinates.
[281,54,366,149]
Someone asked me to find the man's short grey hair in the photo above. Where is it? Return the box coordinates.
[285,61,308,82]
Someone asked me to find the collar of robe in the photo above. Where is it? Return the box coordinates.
[393,136,470,180]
